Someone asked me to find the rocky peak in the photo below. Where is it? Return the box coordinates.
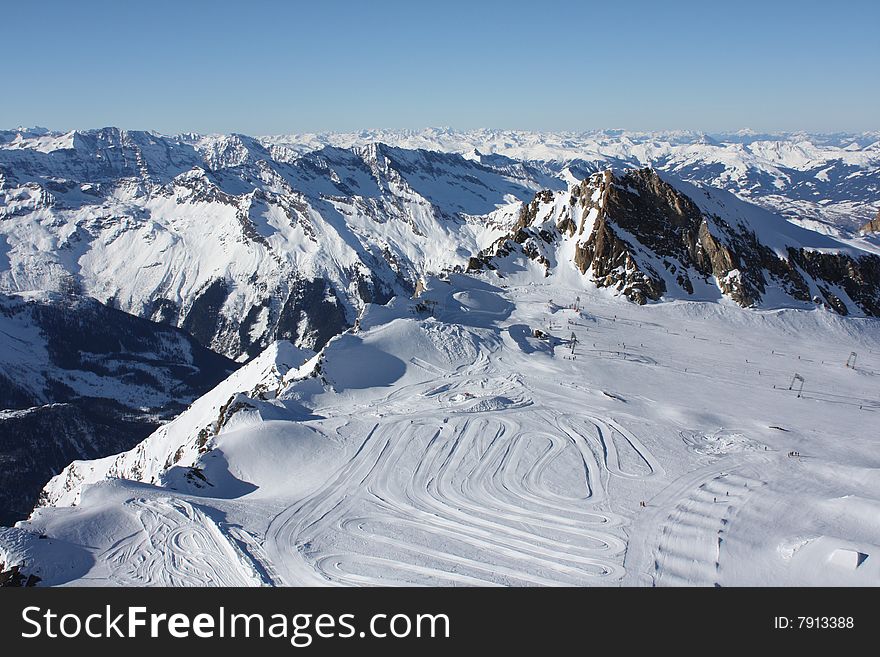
[470,167,880,316]
[570,168,717,303]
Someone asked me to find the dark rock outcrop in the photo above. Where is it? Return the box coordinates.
[789,248,880,316]
[274,278,349,352]
[860,210,880,234]
[0,563,41,587]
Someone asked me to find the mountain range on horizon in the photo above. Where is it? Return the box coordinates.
[4,125,879,228]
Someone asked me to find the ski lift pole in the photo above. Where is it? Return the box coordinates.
[789,373,805,398]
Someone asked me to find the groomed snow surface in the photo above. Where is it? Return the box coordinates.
[3,274,879,587]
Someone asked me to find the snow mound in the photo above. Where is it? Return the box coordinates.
[0,526,92,586]
[681,429,767,456]
[453,289,512,315]
[828,548,869,570]
[465,396,529,412]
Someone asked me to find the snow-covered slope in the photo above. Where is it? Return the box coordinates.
[0,291,234,410]
[4,270,878,587]
[40,340,318,509]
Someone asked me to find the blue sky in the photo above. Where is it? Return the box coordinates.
[3,0,878,134]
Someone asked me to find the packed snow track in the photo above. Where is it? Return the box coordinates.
[263,412,649,586]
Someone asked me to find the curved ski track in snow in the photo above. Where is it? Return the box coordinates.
[102,498,266,587]
[262,410,659,586]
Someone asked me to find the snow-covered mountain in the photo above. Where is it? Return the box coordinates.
[0,292,235,524]
[0,128,552,360]
[7,272,879,586]
[264,128,880,234]
[469,168,880,315]
[2,127,878,363]
[1,127,879,586]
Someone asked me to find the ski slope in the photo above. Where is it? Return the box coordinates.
[3,272,880,587]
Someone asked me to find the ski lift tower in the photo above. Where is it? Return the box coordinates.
[570,332,579,354]
[789,373,805,398]
[846,352,857,369]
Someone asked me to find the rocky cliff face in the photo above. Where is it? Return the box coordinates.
[860,209,880,234]
[470,168,880,316]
